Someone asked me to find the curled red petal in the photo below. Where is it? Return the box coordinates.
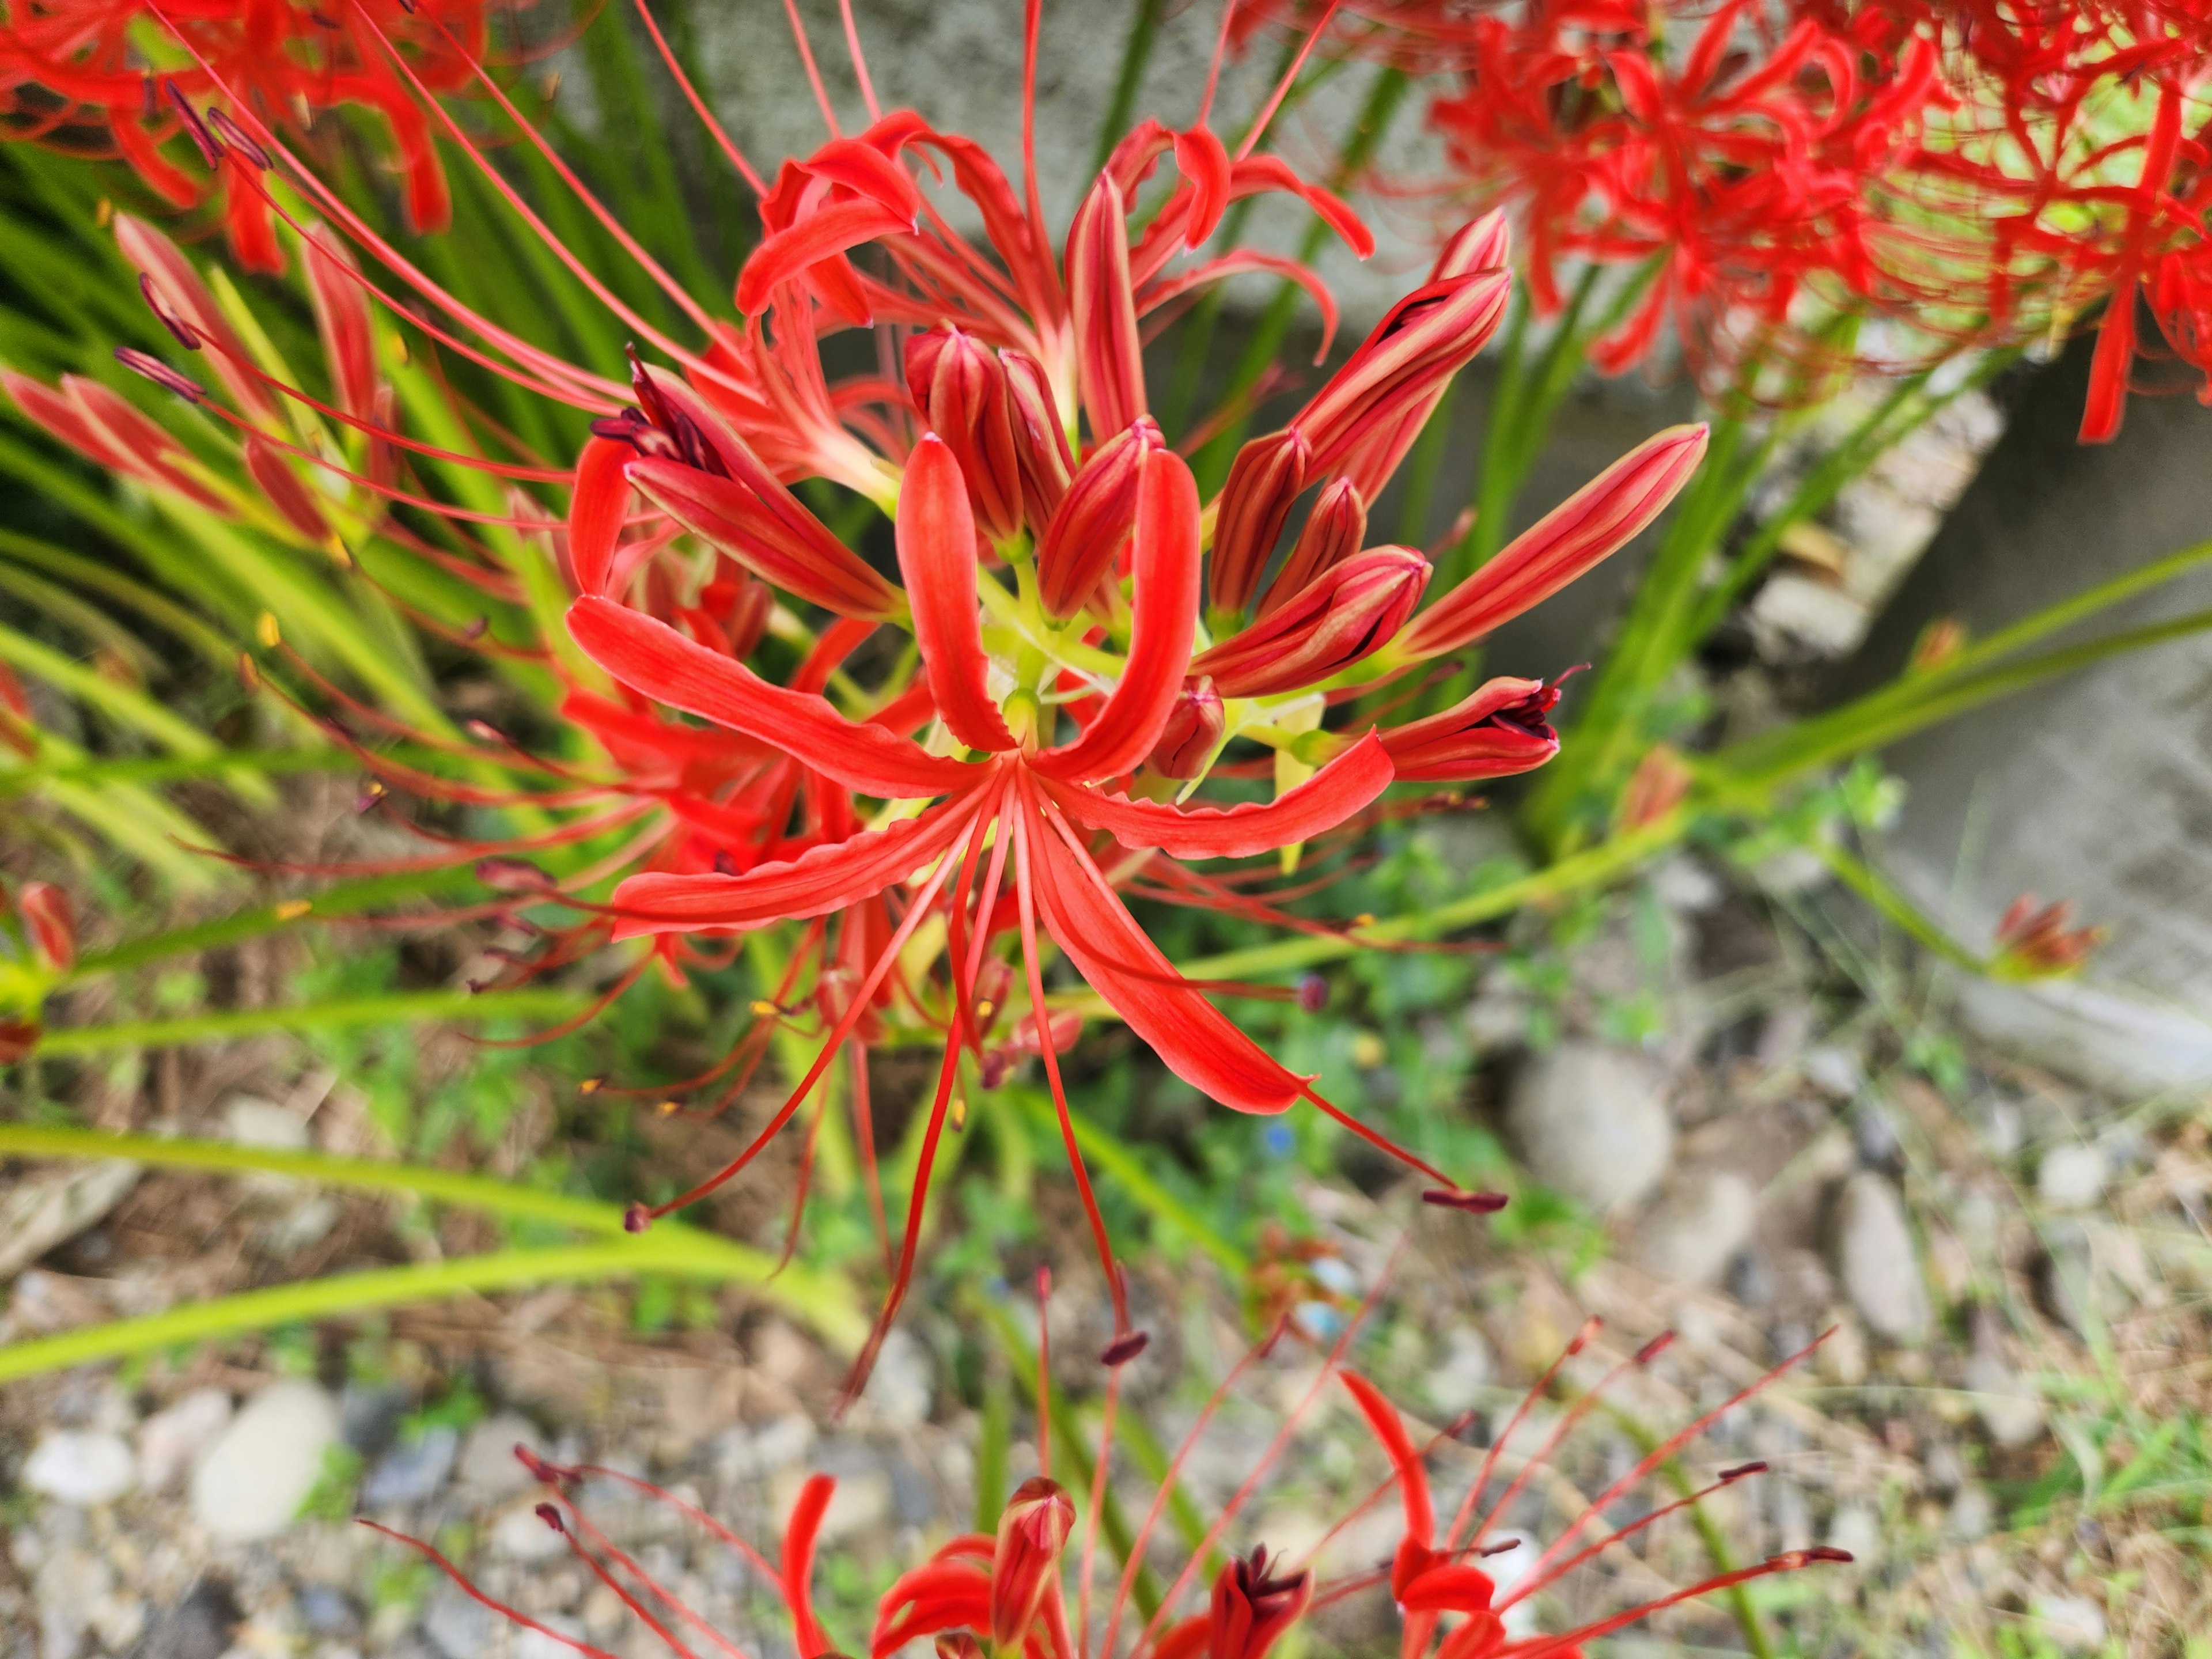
[897,435,1018,752]
[568,435,632,597]
[1054,730,1392,859]
[736,199,914,317]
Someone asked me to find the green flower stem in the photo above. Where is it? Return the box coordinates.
[0,1126,868,1370]
[29,986,583,1056]
[1809,842,1990,974]
[0,748,354,797]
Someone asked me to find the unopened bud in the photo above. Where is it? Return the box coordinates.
[1371,674,1563,783]
[242,436,332,541]
[628,456,904,620]
[15,881,75,974]
[1258,478,1365,617]
[991,1478,1075,1645]
[1036,418,1161,616]
[1002,350,1073,528]
[1207,429,1309,616]
[1149,677,1224,778]
[1067,172,1145,442]
[1191,546,1429,698]
[907,328,1022,543]
[1430,207,1510,280]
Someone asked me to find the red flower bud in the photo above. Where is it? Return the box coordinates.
[627,455,905,620]
[243,435,332,541]
[1003,350,1074,529]
[1068,172,1146,442]
[1373,674,1563,782]
[1191,547,1429,698]
[991,1477,1075,1646]
[1207,429,1310,617]
[1292,270,1511,499]
[1036,418,1162,617]
[1150,677,1225,777]
[907,328,1022,544]
[1207,1547,1311,1659]
[1257,478,1365,618]
[16,881,75,974]
[1430,207,1510,282]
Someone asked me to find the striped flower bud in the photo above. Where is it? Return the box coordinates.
[1191,546,1429,698]
[1293,270,1511,499]
[1036,418,1162,617]
[1207,429,1309,618]
[1257,478,1365,617]
[906,327,1022,544]
[15,881,75,974]
[990,1478,1075,1646]
[1068,172,1146,442]
[1370,674,1563,782]
[1002,350,1074,530]
[627,455,905,621]
[1149,677,1225,778]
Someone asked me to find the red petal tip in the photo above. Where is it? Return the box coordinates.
[1421,1188,1509,1213]
[1100,1330,1151,1366]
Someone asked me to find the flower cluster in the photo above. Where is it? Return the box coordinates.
[370,1311,1847,1659]
[26,0,1714,1385]
[0,0,498,270]
[1245,0,2212,433]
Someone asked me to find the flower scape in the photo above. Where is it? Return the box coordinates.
[2,0,1721,1391]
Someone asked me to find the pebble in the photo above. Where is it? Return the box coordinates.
[1826,1503,1881,1565]
[23,1430,137,1506]
[127,1576,241,1659]
[2029,1593,2107,1652]
[1946,1484,1994,1541]
[861,1328,933,1427]
[35,1548,113,1659]
[138,1389,234,1493]
[518,1616,590,1659]
[1422,1327,1494,1418]
[1830,1173,1930,1343]
[423,1579,495,1659]
[492,1499,571,1561]
[1851,1100,1903,1169]
[191,1378,343,1541]
[1631,1168,1756,1287]
[456,1411,550,1499]
[2036,1143,2107,1211]
[1506,1042,1675,1213]
[221,1094,310,1150]
[1800,1044,1865,1100]
[362,1423,460,1509]
[1963,1344,2046,1448]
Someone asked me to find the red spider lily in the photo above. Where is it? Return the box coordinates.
[89,0,1716,1387]
[365,1286,1847,1659]
[0,0,508,272]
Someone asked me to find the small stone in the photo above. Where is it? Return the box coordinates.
[1946,1484,1994,1541]
[221,1094,310,1150]
[789,1466,891,1544]
[517,1616,589,1659]
[138,1389,232,1494]
[361,1424,460,1509]
[859,1327,933,1427]
[1647,855,1722,914]
[1631,1169,1757,1287]
[2029,1593,2106,1652]
[423,1580,494,1659]
[1826,1503,1881,1565]
[35,1548,112,1659]
[2036,1144,2106,1211]
[1816,1312,1869,1387]
[1964,1344,2047,1449]
[1506,1042,1675,1213]
[455,1411,548,1499]
[190,1378,342,1541]
[0,1158,141,1281]
[581,1583,626,1640]
[24,1430,135,1506]
[1422,1327,1493,1418]
[298,1584,361,1638]
[124,1577,240,1659]
[1726,1248,1775,1308]
[1801,1046,1865,1101]
[1830,1173,1930,1343]
[1851,1100,1902,1169]
[491,1500,570,1561]
[340,1382,410,1456]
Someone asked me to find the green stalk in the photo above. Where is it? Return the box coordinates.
[1096,0,1169,173]
[30,986,583,1056]
[0,748,353,796]
[1810,842,1990,974]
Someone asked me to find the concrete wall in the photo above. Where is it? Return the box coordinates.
[1838,334,2212,1087]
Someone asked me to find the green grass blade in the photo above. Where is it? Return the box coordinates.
[31,986,585,1056]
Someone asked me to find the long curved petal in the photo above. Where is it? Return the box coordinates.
[897,434,1018,752]
[608,790,985,937]
[569,596,975,799]
[1023,783,1303,1113]
[1032,445,1200,783]
[1054,731,1392,859]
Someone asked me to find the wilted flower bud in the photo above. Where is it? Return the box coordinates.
[628,455,905,620]
[1150,677,1225,777]
[990,1478,1075,1645]
[1191,547,1429,698]
[1257,478,1365,617]
[1370,674,1564,782]
[1036,418,1162,616]
[906,328,1022,544]
[1207,429,1309,617]
[1292,270,1511,498]
[1990,895,2103,979]
[1002,350,1074,529]
[14,881,75,974]
[1206,1547,1312,1659]
[1616,742,1692,830]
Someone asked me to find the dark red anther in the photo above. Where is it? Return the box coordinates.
[164,81,222,167]
[1478,1537,1522,1557]
[115,347,203,403]
[1100,1329,1151,1366]
[1719,1461,1770,1481]
[1421,1188,1509,1213]
[1635,1331,1676,1365]
[1296,973,1329,1013]
[534,1502,564,1531]
[475,857,554,892]
[205,109,270,170]
[713,850,740,876]
[139,272,203,349]
[623,1202,651,1233]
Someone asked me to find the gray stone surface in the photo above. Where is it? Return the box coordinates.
[1506,1041,1675,1213]
[22,1431,136,1507]
[1631,1168,1757,1287]
[189,1380,342,1543]
[1830,1173,1930,1343]
[1838,331,2212,1081]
